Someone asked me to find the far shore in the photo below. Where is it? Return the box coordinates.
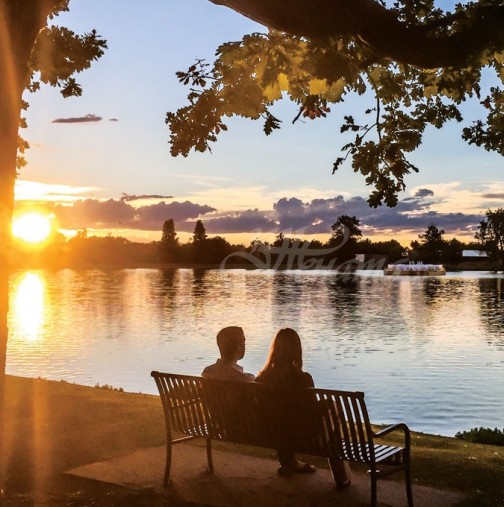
[7,260,499,271]
[1,374,503,506]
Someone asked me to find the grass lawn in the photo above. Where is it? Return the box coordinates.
[1,375,503,506]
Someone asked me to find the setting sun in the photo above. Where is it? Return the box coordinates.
[12,212,53,244]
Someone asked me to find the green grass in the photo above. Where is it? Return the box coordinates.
[2,375,503,506]
[1,375,165,491]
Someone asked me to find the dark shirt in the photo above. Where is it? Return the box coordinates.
[255,365,314,389]
[201,359,255,441]
[255,365,318,447]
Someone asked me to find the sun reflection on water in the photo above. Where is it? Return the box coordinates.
[13,272,46,342]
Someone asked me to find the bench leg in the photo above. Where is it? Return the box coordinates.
[405,461,414,507]
[369,467,378,507]
[164,440,172,488]
[206,437,214,473]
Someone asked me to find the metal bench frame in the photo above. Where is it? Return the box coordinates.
[151,371,413,507]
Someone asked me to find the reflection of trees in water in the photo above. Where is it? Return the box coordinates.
[192,268,209,301]
[421,278,466,306]
[422,278,442,304]
[478,278,504,348]
[272,273,303,303]
[155,269,179,314]
[325,275,360,324]
[271,273,304,327]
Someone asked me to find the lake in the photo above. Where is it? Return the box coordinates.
[6,268,504,436]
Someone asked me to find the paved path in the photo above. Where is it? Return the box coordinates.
[67,443,465,507]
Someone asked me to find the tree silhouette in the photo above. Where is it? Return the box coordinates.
[169,1,504,206]
[330,215,363,242]
[411,224,446,263]
[327,215,362,264]
[476,208,504,268]
[192,220,208,262]
[192,220,208,243]
[418,224,445,247]
[160,219,179,262]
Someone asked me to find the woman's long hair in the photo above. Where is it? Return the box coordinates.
[259,328,303,375]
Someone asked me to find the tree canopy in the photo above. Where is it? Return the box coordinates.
[167,0,504,207]
[476,208,504,266]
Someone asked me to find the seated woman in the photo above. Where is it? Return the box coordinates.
[256,328,351,489]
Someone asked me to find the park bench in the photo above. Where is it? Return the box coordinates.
[151,371,413,507]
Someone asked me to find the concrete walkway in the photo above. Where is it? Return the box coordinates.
[66,443,465,507]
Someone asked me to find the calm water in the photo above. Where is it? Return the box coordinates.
[6,268,504,436]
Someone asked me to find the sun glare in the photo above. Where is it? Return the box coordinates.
[12,212,53,244]
[13,272,46,342]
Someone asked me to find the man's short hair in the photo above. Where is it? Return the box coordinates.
[216,326,243,360]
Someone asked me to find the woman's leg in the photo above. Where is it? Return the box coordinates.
[277,448,316,475]
[277,448,297,468]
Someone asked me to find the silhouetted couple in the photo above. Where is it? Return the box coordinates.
[202,326,351,490]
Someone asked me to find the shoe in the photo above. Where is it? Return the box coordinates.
[278,462,316,476]
[336,479,351,491]
[294,462,316,474]
[277,466,294,477]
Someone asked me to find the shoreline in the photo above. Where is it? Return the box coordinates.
[0,372,497,438]
[7,261,499,272]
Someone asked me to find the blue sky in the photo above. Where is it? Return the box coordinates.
[17,0,504,245]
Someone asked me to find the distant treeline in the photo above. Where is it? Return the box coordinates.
[9,216,495,270]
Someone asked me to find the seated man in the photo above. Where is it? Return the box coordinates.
[202,326,255,381]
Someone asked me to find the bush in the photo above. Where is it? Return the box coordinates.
[94,383,124,392]
[455,427,504,446]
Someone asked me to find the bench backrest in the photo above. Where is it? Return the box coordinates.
[151,372,377,463]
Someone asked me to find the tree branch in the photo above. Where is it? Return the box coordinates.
[209,0,504,68]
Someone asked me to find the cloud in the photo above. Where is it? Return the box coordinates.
[269,195,419,234]
[54,199,136,228]
[191,193,438,236]
[196,193,483,237]
[120,193,173,202]
[52,114,102,124]
[204,209,278,233]
[52,198,215,231]
[184,185,272,210]
[14,180,99,203]
[481,193,504,199]
[135,201,215,231]
[414,188,435,198]
[44,187,485,240]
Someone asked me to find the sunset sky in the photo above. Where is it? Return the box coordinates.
[17,0,504,246]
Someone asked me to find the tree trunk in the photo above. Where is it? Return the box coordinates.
[0,0,56,488]
[0,9,20,492]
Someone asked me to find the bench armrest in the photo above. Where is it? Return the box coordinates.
[373,423,411,450]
